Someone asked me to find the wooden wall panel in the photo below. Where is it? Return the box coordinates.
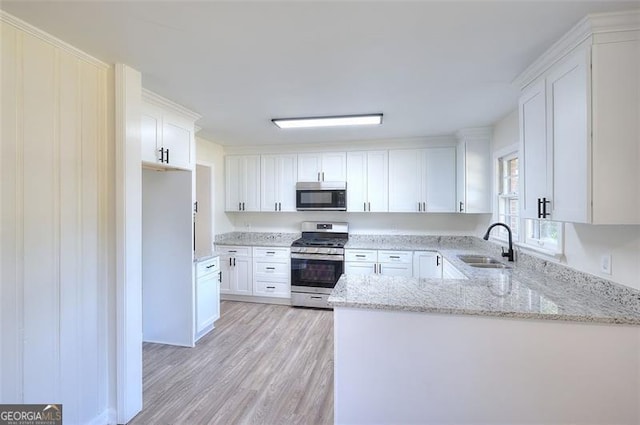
[0,17,111,423]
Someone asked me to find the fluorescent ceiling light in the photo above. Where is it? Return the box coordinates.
[272,114,383,129]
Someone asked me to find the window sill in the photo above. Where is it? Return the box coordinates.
[514,241,565,261]
[488,237,564,262]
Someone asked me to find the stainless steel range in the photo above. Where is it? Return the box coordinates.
[290,221,348,309]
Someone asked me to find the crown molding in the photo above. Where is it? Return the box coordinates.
[455,127,492,141]
[0,10,110,69]
[513,9,640,90]
[141,88,202,121]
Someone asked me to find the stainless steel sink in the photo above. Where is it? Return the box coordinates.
[457,255,512,269]
[468,263,511,269]
[457,255,501,264]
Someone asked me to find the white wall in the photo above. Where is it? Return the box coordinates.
[492,110,640,290]
[196,137,233,236]
[228,212,489,235]
[1,14,114,424]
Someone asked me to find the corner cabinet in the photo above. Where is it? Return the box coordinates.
[388,148,456,213]
[346,151,389,212]
[260,154,297,212]
[517,15,639,224]
[413,251,443,278]
[217,246,253,295]
[225,155,261,212]
[456,128,491,213]
[141,89,200,170]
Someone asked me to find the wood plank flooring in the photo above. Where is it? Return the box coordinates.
[129,301,334,425]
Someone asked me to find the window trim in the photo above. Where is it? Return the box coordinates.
[491,144,564,259]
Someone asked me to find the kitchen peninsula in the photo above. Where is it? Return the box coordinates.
[329,235,640,425]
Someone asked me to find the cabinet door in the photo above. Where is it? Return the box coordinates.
[278,154,298,212]
[297,153,322,182]
[260,155,279,211]
[367,151,389,212]
[344,262,377,276]
[379,263,413,277]
[424,147,456,212]
[243,156,261,212]
[162,116,192,170]
[225,156,243,212]
[141,111,161,164]
[463,139,491,213]
[413,251,442,278]
[321,152,347,181]
[346,151,368,212]
[519,80,549,220]
[456,142,466,212]
[389,149,421,212]
[196,272,217,332]
[220,255,233,293]
[233,256,252,295]
[548,49,590,223]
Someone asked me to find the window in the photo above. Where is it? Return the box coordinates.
[497,153,519,240]
[494,150,563,256]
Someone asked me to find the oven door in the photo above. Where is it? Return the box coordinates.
[291,253,344,290]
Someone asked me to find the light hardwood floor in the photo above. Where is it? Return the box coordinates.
[129,301,334,425]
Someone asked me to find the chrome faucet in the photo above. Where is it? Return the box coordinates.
[483,222,515,262]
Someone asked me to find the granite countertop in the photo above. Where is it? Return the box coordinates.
[330,235,640,326]
[214,232,300,247]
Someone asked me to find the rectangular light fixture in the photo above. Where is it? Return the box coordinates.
[272,113,383,129]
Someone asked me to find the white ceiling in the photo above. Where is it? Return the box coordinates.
[2,1,637,146]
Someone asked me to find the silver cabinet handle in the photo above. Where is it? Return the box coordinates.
[242,202,245,211]
[266,251,275,254]
[267,286,276,289]
[238,202,241,211]
[378,264,382,274]
[266,267,275,270]
[418,202,421,212]
[368,202,371,212]
[436,256,440,266]
[206,264,215,269]
[310,296,323,300]
[389,255,400,259]
[322,172,325,181]
[317,172,320,181]
[278,202,281,211]
[364,202,366,212]
[275,202,277,211]
[459,201,464,212]
[423,202,426,212]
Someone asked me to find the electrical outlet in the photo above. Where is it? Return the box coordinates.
[600,254,612,275]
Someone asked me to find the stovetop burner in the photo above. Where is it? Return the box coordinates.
[291,237,348,248]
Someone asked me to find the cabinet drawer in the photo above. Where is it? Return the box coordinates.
[378,250,412,264]
[252,247,290,258]
[253,259,289,278]
[345,249,377,262]
[253,278,290,298]
[196,257,220,276]
[216,245,251,257]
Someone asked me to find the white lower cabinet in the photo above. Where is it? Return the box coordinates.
[218,245,252,296]
[252,247,291,298]
[345,249,413,277]
[195,256,221,341]
[413,251,443,278]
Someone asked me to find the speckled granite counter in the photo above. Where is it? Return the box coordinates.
[330,235,640,325]
[215,232,300,247]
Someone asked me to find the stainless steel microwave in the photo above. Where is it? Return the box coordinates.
[295,182,347,211]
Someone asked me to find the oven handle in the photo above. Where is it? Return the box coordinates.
[291,253,345,261]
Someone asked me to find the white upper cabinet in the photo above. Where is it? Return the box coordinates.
[140,89,200,170]
[516,13,639,224]
[225,155,261,212]
[456,128,492,213]
[347,151,389,212]
[519,80,549,220]
[389,148,456,212]
[261,154,298,212]
[297,152,346,182]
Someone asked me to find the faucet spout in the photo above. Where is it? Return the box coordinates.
[483,222,515,262]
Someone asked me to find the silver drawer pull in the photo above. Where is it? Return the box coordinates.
[266,267,276,270]
[228,250,237,253]
[389,256,400,259]
[310,296,323,299]
[266,251,275,254]
[266,286,276,289]
[206,264,215,269]
[355,254,366,258]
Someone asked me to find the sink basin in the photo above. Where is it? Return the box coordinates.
[457,255,501,264]
[468,263,511,269]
